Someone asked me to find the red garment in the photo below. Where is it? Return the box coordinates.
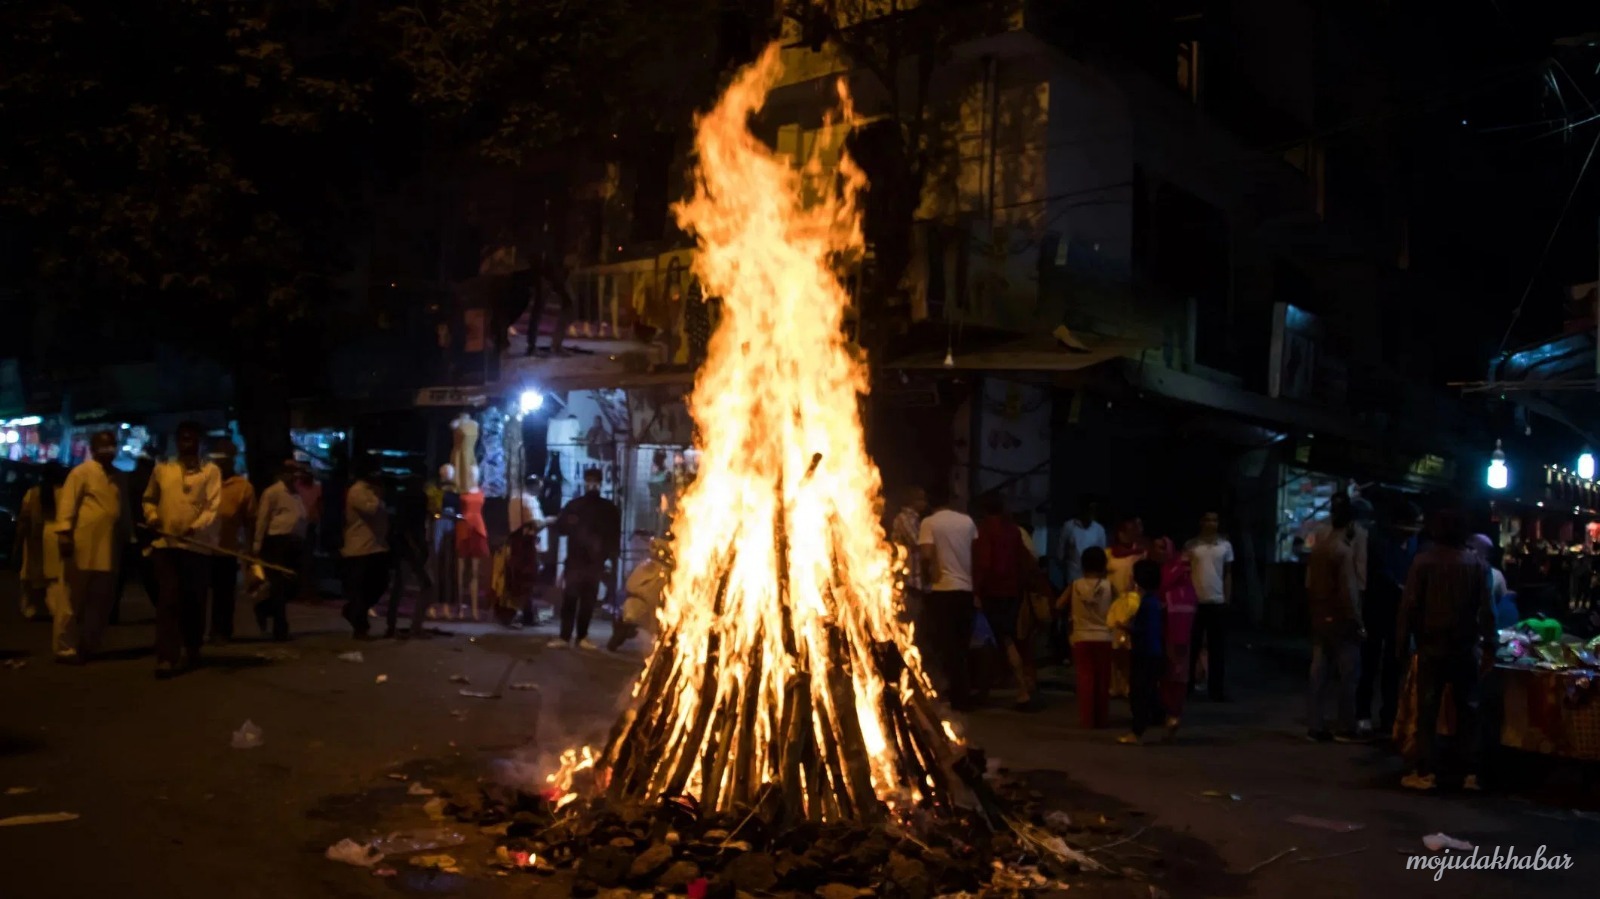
[1160,556,1199,716]
[973,514,1026,599]
[1072,641,1113,728]
[456,491,490,559]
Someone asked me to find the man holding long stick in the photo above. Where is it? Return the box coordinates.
[143,422,222,678]
[253,459,307,641]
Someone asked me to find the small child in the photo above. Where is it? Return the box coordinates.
[1060,547,1114,729]
[1119,559,1166,745]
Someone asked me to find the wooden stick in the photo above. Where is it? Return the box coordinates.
[778,673,812,821]
[660,556,734,797]
[825,635,883,821]
[1245,847,1299,874]
[732,649,765,808]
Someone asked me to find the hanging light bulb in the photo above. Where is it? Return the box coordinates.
[1487,439,1509,491]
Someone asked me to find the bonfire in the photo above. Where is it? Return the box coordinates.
[577,44,965,824]
[502,46,1115,896]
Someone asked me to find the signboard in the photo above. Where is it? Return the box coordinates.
[414,387,487,408]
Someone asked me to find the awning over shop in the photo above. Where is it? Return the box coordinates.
[1121,360,1368,442]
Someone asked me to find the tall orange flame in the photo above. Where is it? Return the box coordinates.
[592,45,953,821]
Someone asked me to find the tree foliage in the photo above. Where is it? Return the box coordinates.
[0,0,373,335]
[382,0,730,166]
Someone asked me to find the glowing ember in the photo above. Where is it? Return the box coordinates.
[553,45,964,823]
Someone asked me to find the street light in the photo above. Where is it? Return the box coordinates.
[1579,451,1595,481]
[1487,440,1509,490]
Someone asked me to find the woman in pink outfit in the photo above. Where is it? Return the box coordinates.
[1153,537,1198,737]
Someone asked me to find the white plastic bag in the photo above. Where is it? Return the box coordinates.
[325,839,383,867]
[231,720,264,749]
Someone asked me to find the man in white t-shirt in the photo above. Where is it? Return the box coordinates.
[1185,510,1235,701]
[918,490,979,709]
[1057,497,1107,586]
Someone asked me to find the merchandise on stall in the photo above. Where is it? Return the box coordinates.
[1396,617,1600,762]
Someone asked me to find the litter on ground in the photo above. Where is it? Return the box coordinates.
[1423,833,1474,852]
[325,839,383,867]
[1286,814,1364,833]
[230,720,264,749]
[0,812,80,827]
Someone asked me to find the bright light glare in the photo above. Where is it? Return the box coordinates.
[518,389,543,415]
[1579,453,1594,480]
[1487,460,1508,490]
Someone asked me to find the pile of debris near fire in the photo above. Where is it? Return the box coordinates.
[407,755,1165,898]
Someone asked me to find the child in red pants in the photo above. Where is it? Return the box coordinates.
[1060,547,1115,728]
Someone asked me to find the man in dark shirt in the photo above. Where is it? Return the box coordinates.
[1305,503,1364,742]
[1398,507,1494,791]
[1359,504,1420,736]
[549,467,620,650]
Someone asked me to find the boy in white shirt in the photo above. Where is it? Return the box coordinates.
[1185,510,1235,701]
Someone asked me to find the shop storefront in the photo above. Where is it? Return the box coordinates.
[2,414,154,469]
[1272,439,1455,563]
[1492,463,1600,618]
[290,428,348,478]
[535,385,697,575]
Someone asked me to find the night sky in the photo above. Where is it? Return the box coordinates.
[1401,3,1599,379]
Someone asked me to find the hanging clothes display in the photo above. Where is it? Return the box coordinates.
[450,414,480,492]
[479,406,507,497]
[505,411,525,504]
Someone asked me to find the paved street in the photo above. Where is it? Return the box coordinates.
[1,576,1593,897]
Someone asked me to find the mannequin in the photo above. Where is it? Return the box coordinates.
[455,465,489,620]
[450,413,479,493]
[429,464,460,620]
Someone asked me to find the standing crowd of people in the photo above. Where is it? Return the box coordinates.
[895,485,1232,742]
[893,484,1505,787]
[1303,496,1503,791]
[12,424,632,673]
[12,423,316,676]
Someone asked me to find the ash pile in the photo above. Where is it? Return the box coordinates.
[436,758,1161,898]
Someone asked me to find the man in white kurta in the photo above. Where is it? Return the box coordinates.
[54,431,125,662]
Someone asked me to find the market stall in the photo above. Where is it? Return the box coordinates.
[1395,624,1600,763]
